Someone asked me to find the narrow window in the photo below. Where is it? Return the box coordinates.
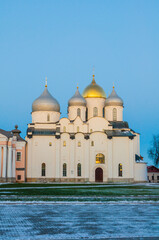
[77,126,79,132]
[103,108,105,118]
[77,163,81,176]
[17,152,21,161]
[152,175,154,180]
[118,163,122,177]
[63,163,67,177]
[49,142,52,146]
[157,176,159,180]
[93,107,98,117]
[96,153,105,164]
[47,114,50,121]
[90,129,92,133]
[63,126,66,132]
[78,141,81,147]
[113,108,117,121]
[91,141,94,146]
[63,141,66,147]
[42,163,46,176]
[86,108,88,120]
[17,175,21,180]
[77,108,81,117]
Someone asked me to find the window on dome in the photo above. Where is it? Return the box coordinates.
[47,114,50,121]
[113,108,117,121]
[77,163,81,176]
[91,141,94,146]
[63,126,66,132]
[63,163,67,177]
[63,141,66,147]
[77,108,81,117]
[42,163,46,176]
[93,107,98,117]
[118,163,122,177]
[78,141,81,147]
[96,153,105,164]
[77,126,79,132]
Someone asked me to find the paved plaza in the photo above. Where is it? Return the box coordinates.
[0,203,159,239]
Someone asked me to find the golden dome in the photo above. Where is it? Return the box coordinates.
[82,75,106,98]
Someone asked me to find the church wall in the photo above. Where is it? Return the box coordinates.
[134,162,147,182]
[89,132,108,182]
[26,135,56,179]
[88,117,111,133]
[112,137,133,181]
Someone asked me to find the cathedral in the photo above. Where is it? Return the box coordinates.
[0,75,147,182]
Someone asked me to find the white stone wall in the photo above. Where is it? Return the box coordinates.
[85,98,105,119]
[68,106,86,121]
[105,106,123,121]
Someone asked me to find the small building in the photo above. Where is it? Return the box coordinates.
[147,166,159,183]
[0,125,26,182]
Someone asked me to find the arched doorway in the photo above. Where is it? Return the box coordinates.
[95,168,103,182]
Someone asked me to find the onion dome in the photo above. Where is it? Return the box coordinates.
[82,75,106,98]
[68,86,86,107]
[32,78,60,112]
[105,86,123,107]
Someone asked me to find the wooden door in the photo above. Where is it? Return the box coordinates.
[95,168,103,182]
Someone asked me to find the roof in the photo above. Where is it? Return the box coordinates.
[147,165,159,173]
[0,128,25,142]
[105,130,135,138]
[109,121,129,129]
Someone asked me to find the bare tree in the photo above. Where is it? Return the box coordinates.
[148,135,159,167]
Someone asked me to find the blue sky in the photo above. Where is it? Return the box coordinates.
[0,0,159,165]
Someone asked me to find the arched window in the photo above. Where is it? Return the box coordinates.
[77,108,81,117]
[93,107,98,117]
[113,108,117,121]
[63,141,66,147]
[77,163,81,176]
[78,141,81,147]
[47,114,50,121]
[77,126,79,132]
[63,126,66,132]
[63,163,67,177]
[118,163,122,177]
[96,153,105,164]
[42,163,46,176]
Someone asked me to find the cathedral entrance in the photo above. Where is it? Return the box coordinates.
[95,168,103,182]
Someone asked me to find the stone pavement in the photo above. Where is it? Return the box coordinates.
[0,203,159,239]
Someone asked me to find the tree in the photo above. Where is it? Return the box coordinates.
[148,135,159,167]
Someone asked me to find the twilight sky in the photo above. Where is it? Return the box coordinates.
[0,0,159,165]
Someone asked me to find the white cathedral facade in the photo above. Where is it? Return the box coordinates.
[25,75,147,183]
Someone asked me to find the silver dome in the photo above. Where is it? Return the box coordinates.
[32,87,60,112]
[68,87,86,107]
[105,87,123,107]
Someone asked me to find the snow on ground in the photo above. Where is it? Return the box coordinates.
[0,203,159,239]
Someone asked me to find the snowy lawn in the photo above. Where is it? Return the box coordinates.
[0,183,159,202]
